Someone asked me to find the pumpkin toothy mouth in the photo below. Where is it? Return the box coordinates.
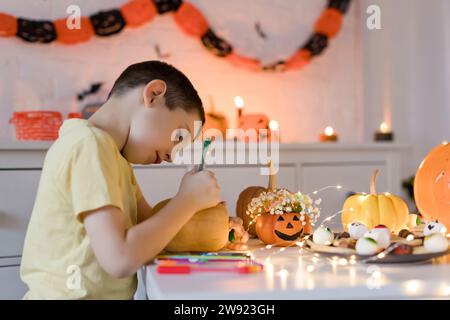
[274,230,302,241]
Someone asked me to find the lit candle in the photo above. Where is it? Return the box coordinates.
[268,119,279,142]
[234,96,244,120]
[374,121,394,141]
[319,126,338,142]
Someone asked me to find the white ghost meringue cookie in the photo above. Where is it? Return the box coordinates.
[312,227,334,246]
[424,233,449,253]
[423,221,447,237]
[355,237,381,255]
[348,222,369,239]
[364,226,391,249]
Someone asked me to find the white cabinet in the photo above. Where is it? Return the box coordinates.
[0,170,41,257]
[0,257,26,300]
[0,170,41,299]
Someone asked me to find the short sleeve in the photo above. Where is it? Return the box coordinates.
[67,136,124,220]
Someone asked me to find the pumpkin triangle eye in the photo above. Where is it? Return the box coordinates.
[293,215,300,221]
[277,215,284,221]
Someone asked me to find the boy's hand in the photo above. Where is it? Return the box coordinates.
[175,169,221,213]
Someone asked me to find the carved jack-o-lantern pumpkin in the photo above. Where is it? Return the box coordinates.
[414,142,450,230]
[256,212,307,246]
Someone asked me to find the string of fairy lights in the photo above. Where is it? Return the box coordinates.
[243,183,446,272]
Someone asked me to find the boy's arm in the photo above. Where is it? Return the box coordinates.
[82,194,197,278]
[82,169,221,279]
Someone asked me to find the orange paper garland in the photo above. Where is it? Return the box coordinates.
[121,0,157,28]
[0,12,17,37]
[54,17,94,45]
[0,0,351,72]
[314,8,343,38]
[174,2,209,37]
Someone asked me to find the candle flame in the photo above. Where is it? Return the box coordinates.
[269,120,279,131]
[379,122,389,133]
[324,126,334,136]
[234,96,244,108]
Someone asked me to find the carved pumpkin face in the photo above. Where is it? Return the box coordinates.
[273,213,303,241]
[414,142,450,229]
[256,213,308,246]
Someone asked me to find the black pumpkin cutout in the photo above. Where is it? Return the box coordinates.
[262,60,286,72]
[201,29,233,57]
[90,10,126,37]
[16,18,56,43]
[302,33,329,56]
[328,0,352,14]
[153,0,182,14]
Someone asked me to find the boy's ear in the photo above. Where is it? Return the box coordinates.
[143,79,167,108]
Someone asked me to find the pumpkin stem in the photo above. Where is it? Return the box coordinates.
[370,169,379,194]
[268,160,276,191]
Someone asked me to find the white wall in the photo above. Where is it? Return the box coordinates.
[360,0,450,177]
[0,0,448,179]
[0,0,361,143]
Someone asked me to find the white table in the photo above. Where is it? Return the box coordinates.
[144,239,450,300]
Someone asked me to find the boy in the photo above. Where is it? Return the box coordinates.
[20,61,221,299]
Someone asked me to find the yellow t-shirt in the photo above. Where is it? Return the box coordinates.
[21,119,142,299]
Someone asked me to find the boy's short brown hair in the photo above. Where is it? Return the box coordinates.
[108,60,205,123]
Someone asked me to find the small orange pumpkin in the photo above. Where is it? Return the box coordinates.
[414,142,450,230]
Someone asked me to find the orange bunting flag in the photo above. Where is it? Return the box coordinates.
[174,2,209,37]
[121,0,157,28]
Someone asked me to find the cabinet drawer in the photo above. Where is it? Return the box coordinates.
[300,163,386,229]
[0,264,27,299]
[0,170,41,257]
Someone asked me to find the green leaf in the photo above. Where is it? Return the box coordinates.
[228,229,235,242]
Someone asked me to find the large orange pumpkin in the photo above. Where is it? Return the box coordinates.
[414,142,450,230]
[256,212,311,246]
